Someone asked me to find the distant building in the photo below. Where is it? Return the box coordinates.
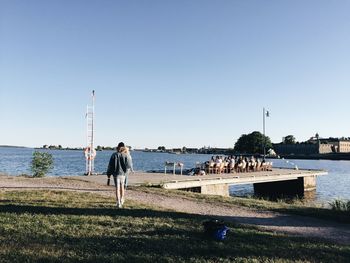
[338,140,350,152]
[273,137,350,155]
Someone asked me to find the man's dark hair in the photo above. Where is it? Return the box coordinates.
[117,142,125,148]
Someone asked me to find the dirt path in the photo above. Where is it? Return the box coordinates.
[127,189,350,245]
[1,175,350,245]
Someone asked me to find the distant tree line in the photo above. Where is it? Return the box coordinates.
[43,132,349,156]
[41,145,123,151]
[42,145,63,149]
[41,145,82,150]
[96,146,116,151]
[148,131,274,155]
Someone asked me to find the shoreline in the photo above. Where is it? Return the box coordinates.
[275,153,350,161]
[3,145,350,161]
[0,171,341,206]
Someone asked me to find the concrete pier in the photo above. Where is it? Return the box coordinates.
[159,169,325,197]
[77,168,326,197]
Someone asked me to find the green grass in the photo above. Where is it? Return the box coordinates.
[135,186,350,224]
[0,190,349,263]
[329,199,350,212]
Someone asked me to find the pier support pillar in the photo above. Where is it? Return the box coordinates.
[253,175,316,197]
[303,175,316,191]
[181,184,229,197]
[200,184,230,197]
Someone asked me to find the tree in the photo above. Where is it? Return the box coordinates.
[234,131,272,154]
[31,151,54,177]
[157,146,166,151]
[283,135,296,144]
[96,145,103,151]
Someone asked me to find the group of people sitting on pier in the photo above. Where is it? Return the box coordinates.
[201,155,273,175]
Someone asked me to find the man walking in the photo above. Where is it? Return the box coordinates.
[107,142,133,208]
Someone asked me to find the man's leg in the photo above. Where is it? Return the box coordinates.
[115,187,119,206]
[119,176,126,206]
[114,176,121,207]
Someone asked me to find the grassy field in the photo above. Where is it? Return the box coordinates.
[0,190,349,263]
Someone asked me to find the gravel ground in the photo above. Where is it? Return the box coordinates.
[1,175,349,245]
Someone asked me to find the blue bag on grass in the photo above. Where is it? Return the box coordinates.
[203,219,229,241]
[214,225,229,241]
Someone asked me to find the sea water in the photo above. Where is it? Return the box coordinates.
[0,147,349,204]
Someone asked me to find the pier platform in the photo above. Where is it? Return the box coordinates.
[76,168,327,197]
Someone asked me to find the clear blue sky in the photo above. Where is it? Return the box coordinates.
[1,0,350,149]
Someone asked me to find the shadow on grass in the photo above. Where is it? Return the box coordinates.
[2,224,349,263]
[67,234,349,263]
[1,205,350,262]
[2,203,350,233]
[0,204,203,220]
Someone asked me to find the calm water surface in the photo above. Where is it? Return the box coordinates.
[0,147,349,204]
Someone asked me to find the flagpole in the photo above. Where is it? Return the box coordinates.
[263,107,266,160]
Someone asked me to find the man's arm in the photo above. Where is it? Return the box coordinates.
[106,154,115,176]
[126,155,134,172]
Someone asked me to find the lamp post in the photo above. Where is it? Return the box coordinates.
[263,107,270,160]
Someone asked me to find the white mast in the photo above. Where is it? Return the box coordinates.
[85,90,96,175]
